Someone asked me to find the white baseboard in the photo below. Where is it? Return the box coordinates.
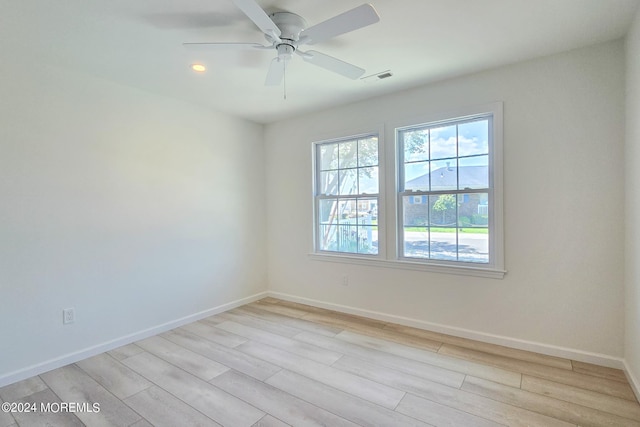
[624,360,640,403]
[268,291,626,370]
[0,291,267,388]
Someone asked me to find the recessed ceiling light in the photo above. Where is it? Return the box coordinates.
[191,64,206,72]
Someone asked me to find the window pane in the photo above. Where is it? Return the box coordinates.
[319,170,338,195]
[429,194,458,261]
[338,169,357,195]
[430,194,457,226]
[458,192,489,262]
[358,226,378,254]
[404,161,430,191]
[458,228,489,263]
[429,227,458,261]
[358,167,378,194]
[339,140,357,168]
[319,143,339,170]
[318,199,338,251]
[458,193,489,227]
[402,195,429,258]
[336,199,356,223]
[358,137,378,167]
[403,129,429,162]
[430,124,457,160]
[459,155,488,190]
[357,197,377,219]
[458,119,489,156]
[430,160,457,191]
[335,225,356,252]
[403,226,429,259]
[403,195,429,226]
[336,199,357,252]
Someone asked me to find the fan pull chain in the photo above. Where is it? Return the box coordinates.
[283,60,287,100]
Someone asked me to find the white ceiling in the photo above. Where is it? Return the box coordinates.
[1,0,638,123]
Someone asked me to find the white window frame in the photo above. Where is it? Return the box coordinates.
[396,112,497,268]
[311,131,385,259]
[309,103,504,279]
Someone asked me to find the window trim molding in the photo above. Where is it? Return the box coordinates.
[309,102,505,279]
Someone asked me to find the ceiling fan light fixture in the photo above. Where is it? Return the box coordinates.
[191,63,206,72]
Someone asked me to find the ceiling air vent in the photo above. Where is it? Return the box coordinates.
[361,70,393,83]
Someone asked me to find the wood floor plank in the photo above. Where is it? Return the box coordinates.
[333,355,503,427]
[130,419,154,427]
[300,312,443,351]
[235,305,342,337]
[108,343,145,361]
[40,364,142,426]
[331,354,571,427]
[76,352,152,399]
[236,340,406,409]
[0,397,16,427]
[301,311,389,331]
[265,369,430,427]
[122,352,265,427]
[440,344,637,401]
[271,300,333,314]
[252,415,291,427]
[396,392,506,427]
[124,385,222,427]
[384,323,573,370]
[252,301,309,318]
[572,361,629,383]
[295,331,465,388]
[10,389,84,427]
[136,335,230,381]
[180,320,249,348]
[337,330,521,387]
[161,329,281,381]
[0,376,47,401]
[222,309,305,338]
[258,297,282,304]
[199,315,227,325]
[211,370,359,427]
[215,320,343,365]
[521,375,640,420]
[462,376,640,427]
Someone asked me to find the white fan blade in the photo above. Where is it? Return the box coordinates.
[231,0,281,39]
[299,50,365,79]
[265,57,285,86]
[300,4,379,45]
[183,42,268,50]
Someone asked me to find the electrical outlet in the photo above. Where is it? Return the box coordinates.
[342,275,349,286]
[63,308,75,324]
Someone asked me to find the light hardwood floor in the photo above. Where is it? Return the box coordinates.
[1,297,639,427]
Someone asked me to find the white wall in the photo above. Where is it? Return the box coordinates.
[0,62,266,381]
[625,5,640,392]
[265,41,626,360]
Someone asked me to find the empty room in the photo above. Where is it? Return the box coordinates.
[2,0,640,426]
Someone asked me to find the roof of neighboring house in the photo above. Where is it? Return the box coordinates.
[406,165,488,191]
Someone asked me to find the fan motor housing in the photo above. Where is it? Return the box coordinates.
[269,12,307,41]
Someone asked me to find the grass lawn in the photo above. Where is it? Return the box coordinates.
[404,227,488,234]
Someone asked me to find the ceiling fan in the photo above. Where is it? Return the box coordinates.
[184,0,380,86]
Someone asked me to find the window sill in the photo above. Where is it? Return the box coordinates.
[308,253,506,279]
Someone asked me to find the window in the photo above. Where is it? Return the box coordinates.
[310,103,504,278]
[398,114,496,266]
[314,135,379,255]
